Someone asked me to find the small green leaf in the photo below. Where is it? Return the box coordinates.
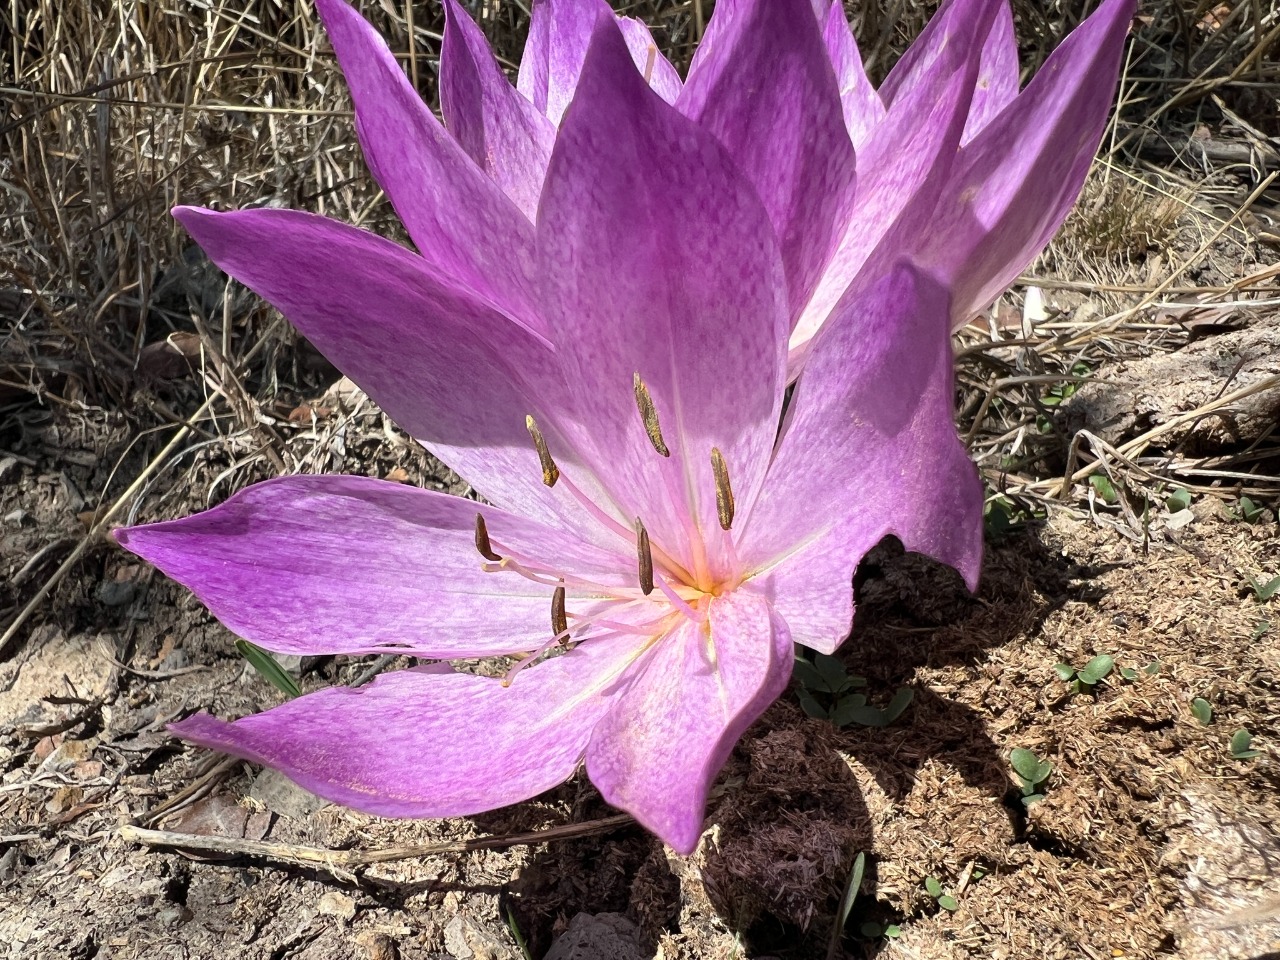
[1089,474,1118,504]
[814,653,850,693]
[859,922,883,939]
[937,895,959,912]
[505,905,533,960]
[1252,621,1272,641]
[235,640,302,698]
[1077,654,1114,685]
[1249,575,1280,602]
[829,694,870,727]
[883,925,902,938]
[1053,663,1077,682]
[796,687,829,719]
[1238,496,1264,523]
[924,877,944,898]
[792,658,827,691]
[1021,792,1045,808]
[836,851,866,930]
[1010,748,1051,785]
[1143,660,1162,675]
[1230,729,1262,760]
[837,704,889,728]
[1119,667,1138,681]
[881,687,914,725]
[1191,698,1212,725]
[1165,487,1192,512]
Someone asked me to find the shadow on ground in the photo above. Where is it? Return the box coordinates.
[503,525,1086,958]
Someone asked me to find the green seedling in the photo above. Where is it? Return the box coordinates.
[1230,729,1262,760]
[1165,487,1192,512]
[504,905,533,960]
[827,851,865,959]
[859,922,902,940]
[924,876,958,912]
[1234,496,1267,524]
[1248,575,1280,602]
[1088,474,1119,504]
[795,653,913,729]
[1252,621,1272,641]
[1038,361,1093,427]
[984,495,1037,542]
[1053,654,1114,694]
[1191,698,1213,725]
[1010,747,1052,807]
[235,639,302,698]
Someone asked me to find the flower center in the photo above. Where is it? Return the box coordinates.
[475,375,744,684]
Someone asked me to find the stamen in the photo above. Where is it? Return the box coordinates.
[632,373,670,457]
[552,582,568,645]
[710,447,735,530]
[525,414,560,487]
[474,513,501,562]
[643,45,657,85]
[636,518,655,596]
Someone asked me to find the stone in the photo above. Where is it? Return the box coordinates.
[543,913,645,960]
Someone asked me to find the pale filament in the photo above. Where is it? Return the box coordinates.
[653,568,707,622]
[483,549,629,596]
[502,599,671,687]
[719,527,743,589]
[555,468,696,586]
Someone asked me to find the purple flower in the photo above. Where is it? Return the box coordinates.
[116,0,1133,853]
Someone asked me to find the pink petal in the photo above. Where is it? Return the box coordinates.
[439,0,556,219]
[585,590,792,853]
[924,0,1137,326]
[878,0,1002,107]
[516,0,679,122]
[517,0,608,123]
[313,0,537,325]
[745,265,983,654]
[679,0,858,325]
[963,2,1021,144]
[821,2,884,152]
[170,638,641,818]
[117,476,633,659]
[615,17,682,105]
[535,18,788,577]
[791,6,990,361]
[171,206,589,529]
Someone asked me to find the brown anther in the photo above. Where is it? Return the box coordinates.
[635,518,655,596]
[552,582,568,644]
[710,447,735,530]
[474,513,501,562]
[525,414,560,487]
[642,45,657,84]
[632,373,670,458]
